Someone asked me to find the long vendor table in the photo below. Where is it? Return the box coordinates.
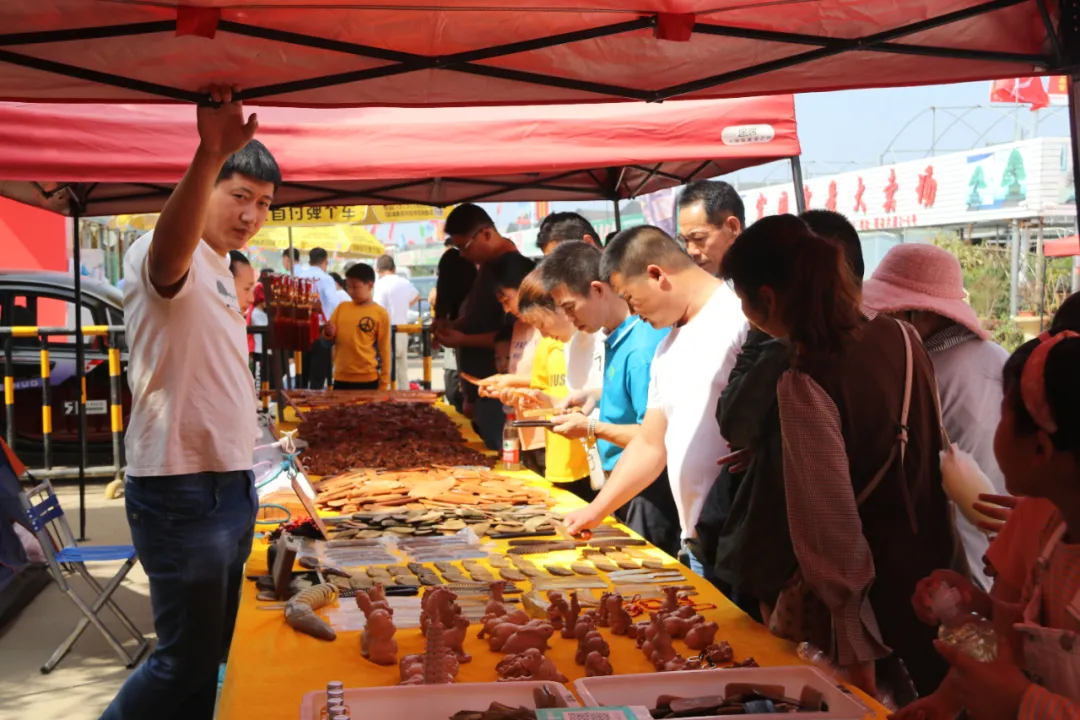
[216,404,888,720]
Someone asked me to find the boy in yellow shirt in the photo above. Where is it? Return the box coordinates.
[324,263,391,390]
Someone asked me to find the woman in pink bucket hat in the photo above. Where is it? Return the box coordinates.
[863,243,1009,590]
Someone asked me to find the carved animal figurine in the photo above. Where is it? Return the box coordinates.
[284,583,338,641]
[660,586,682,613]
[363,608,399,665]
[606,594,633,636]
[443,612,473,663]
[575,628,609,666]
[491,620,555,654]
[701,641,734,665]
[516,648,568,683]
[546,592,568,631]
[561,592,581,640]
[497,648,567,683]
[661,613,704,640]
[421,587,455,635]
[485,581,510,618]
[585,651,614,677]
[627,621,650,644]
[596,592,611,628]
[479,607,529,639]
[685,620,720,651]
[368,583,392,613]
[645,614,681,671]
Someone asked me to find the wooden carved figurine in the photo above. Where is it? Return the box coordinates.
[496,648,568,683]
[363,609,399,665]
[561,592,582,640]
[606,593,633,636]
[585,650,614,677]
[685,620,720,651]
[546,591,568,631]
[596,592,611,628]
[490,619,555,654]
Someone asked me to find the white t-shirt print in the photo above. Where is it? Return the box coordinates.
[646,283,748,538]
[123,233,258,477]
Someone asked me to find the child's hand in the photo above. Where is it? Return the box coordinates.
[889,691,963,720]
[972,494,1019,535]
[934,637,1030,720]
[323,322,337,339]
[912,570,990,625]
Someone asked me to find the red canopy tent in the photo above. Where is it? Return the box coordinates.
[0,1,1068,106]
[1045,234,1080,257]
[0,96,800,216]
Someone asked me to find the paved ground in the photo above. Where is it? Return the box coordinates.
[1,357,445,719]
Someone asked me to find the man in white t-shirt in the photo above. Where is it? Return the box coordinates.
[564,226,748,581]
[373,255,419,389]
[101,87,278,720]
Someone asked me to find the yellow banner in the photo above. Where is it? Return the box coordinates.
[249,225,385,257]
[265,204,449,227]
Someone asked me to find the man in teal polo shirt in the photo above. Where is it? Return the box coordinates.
[541,241,681,557]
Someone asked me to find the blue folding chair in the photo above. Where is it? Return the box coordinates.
[18,479,149,673]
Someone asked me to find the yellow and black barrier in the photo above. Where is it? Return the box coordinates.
[389,323,433,391]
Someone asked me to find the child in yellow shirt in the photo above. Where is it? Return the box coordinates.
[516,271,592,500]
[324,263,391,390]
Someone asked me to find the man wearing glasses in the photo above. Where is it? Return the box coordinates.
[433,203,521,450]
[676,181,745,277]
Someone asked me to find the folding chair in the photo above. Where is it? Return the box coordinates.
[18,479,150,673]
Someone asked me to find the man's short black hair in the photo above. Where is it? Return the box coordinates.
[375,254,396,273]
[800,209,865,283]
[540,241,602,296]
[600,225,694,283]
[217,139,282,189]
[282,248,300,262]
[309,247,328,266]
[345,263,376,284]
[444,203,494,237]
[490,252,537,292]
[228,250,250,277]
[677,180,746,230]
[537,212,603,252]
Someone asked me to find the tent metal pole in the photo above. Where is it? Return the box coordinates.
[72,207,88,540]
[1069,75,1080,294]
[791,156,807,214]
[613,199,622,233]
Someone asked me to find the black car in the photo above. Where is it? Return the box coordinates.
[0,270,129,469]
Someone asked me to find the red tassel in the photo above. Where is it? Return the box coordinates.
[655,13,695,42]
[176,6,221,39]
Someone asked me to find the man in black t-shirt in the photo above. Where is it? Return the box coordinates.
[433,204,520,450]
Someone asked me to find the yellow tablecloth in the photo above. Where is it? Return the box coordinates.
[217,404,887,719]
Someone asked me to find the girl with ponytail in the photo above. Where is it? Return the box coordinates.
[721,215,966,699]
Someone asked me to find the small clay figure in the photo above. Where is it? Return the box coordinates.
[400,600,459,685]
[660,586,681,613]
[575,627,609,666]
[284,583,338,641]
[562,592,582,640]
[368,583,392,613]
[662,613,704,640]
[545,591,568,631]
[478,607,529,639]
[596,592,611,628]
[685,621,720,651]
[585,651,614,677]
[702,641,734,665]
[485,581,510,618]
[444,612,473,663]
[644,613,682,671]
[497,648,567,683]
[606,593,632,636]
[491,620,555,654]
[362,608,399,665]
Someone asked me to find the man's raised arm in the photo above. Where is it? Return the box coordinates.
[148,86,258,297]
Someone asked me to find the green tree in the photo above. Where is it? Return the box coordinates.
[967,166,987,208]
[1001,149,1027,201]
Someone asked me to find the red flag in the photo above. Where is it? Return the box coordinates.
[990,77,1049,110]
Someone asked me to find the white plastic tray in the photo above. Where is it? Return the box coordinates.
[574,666,870,720]
[299,680,579,720]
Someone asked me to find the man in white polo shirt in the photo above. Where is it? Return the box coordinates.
[373,254,419,388]
[101,87,279,720]
[564,226,747,581]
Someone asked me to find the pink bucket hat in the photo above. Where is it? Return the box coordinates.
[862,243,990,340]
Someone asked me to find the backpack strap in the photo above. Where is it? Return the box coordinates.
[855,318,914,511]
